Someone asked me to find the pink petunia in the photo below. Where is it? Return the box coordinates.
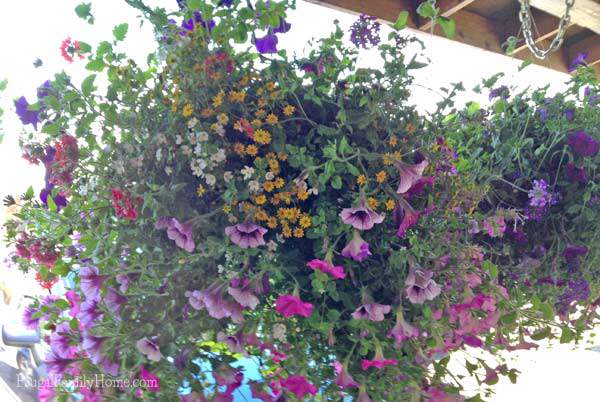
[395,160,428,194]
[275,294,314,318]
[225,222,268,249]
[351,302,391,321]
[340,198,385,230]
[307,259,346,279]
[280,375,317,399]
[341,231,372,262]
[139,365,161,392]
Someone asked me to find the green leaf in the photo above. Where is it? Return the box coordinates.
[188,0,202,10]
[538,303,554,320]
[42,122,61,135]
[393,11,409,30]
[78,41,92,53]
[530,326,551,341]
[416,2,436,18]
[519,59,533,71]
[24,186,34,200]
[438,17,456,38]
[86,59,105,72]
[81,74,97,97]
[0,79,7,91]
[113,23,129,41]
[46,194,57,212]
[467,101,480,116]
[331,176,342,189]
[560,327,574,344]
[75,3,94,24]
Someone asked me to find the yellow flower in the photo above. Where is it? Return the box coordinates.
[257,98,268,108]
[239,76,250,86]
[266,113,279,125]
[282,224,292,238]
[255,195,267,205]
[213,91,224,107]
[217,113,229,125]
[264,181,275,192]
[293,227,305,238]
[196,184,205,197]
[223,205,232,213]
[268,159,280,174]
[367,197,379,209]
[255,109,266,118]
[274,177,285,189]
[246,144,258,156]
[283,105,295,116]
[267,217,278,229]
[406,123,416,133]
[254,129,272,145]
[251,118,263,127]
[266,152,277,159]
[357,174,367,186]
[266,82,276,91]
[279,192,293,205]
[385,199,396,211]
[201,108,215,118]
[297,189,309,201]
[255,208,268,220]
[299,216,312,228]
[390,135,398,147]
[376,170,387,184]
[182,103,194,117]
[277,152,288,161]
[233,143,246,155]
[228,91,246,103]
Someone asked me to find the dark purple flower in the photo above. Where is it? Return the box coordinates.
[565,163,588,183]
[225,222,267,249]
[538,107,549,122]
[563,244,588,261]
[558,278,590,313]
[37,80,52,99]
[341,231,371,262]
[174,348,190,370]
[155,217,195,252]
[80,265,106,301]
[568,52,588,72]
[350,14,381,49]
[405,269,441,304]
[22,305,40,330]
[340,198,385,230]
[40,184,68,211]
[584,86,599,105]
[255,33,278,54]
[564,108,575,121]
[181,11,215,32]
[568,131,599,157]
[218,0,234,6]
[273,17,291,34]
[15,96,40,129]
[44,350,72,377]
[489,85,510,100]
[82,333,106,364]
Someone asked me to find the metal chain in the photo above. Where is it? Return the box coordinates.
[518,0,575,59]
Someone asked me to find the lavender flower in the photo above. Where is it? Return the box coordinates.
[350,14,381,49]
[82,333,107,364]
[489,85,509,100]
[104,286,127,316]
[78,299,103,328]
[351,302,391,321]
[340,199,385,230]
[225,222,267,249]
[155,217,195,252]
[405,269,441,304]
[341,231,371,262]
[79,265,106,301]
[568,52,588,72]
[528,179,554,208]
[49,323,76,359]
[136,337,163,362]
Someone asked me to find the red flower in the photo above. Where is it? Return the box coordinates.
[275,294,314,318]
[205,52,234,78]
[60,37,85,63]
[50,134,79,185]
[35,272,59,290]
[111,188,139,221]
[29,240,59,268]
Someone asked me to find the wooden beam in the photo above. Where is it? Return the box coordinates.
[566,34,600,67]
[420,0,479,31]
[529,0,600,35]
[511,37,570,72]
[303,0,418,27]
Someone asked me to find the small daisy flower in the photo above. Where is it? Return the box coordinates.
[241,166,255,180]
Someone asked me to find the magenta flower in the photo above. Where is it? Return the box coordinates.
[351,302,391,321]
[568,131,599,157]
[341,231,372,262]
[361,357,398,370]
[395,160,428,194]
[65,290,81,317]
[483,216,506,237]
[333,361,359,389]
[105,286,127,316]
[387,313,419,348]
[396,206,420,238]
[49,323,76,359]
[155,217,195,252]
[44,350,73,377]
[139,365,161,392]
[79,265,106,301]
[275,294,314,318]
[228,279,259,310]
[22,305,40,330]
[307,259,346,279]
[136,337,163,362]
[405,269,441,304]
[565,163,588,183]
[280,375,317,399]
[225,222,268,248]
[38,381,56,402]
[340,199,385,230]
[77,299,103,329]
[185,286,244,323]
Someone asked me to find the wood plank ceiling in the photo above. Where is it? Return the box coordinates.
[304,0,600,75]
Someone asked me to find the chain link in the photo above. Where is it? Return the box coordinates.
[518,0,575,59]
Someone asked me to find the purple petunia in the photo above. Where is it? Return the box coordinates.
[565,163,588,183]
[341,231,371,262]
[405,269,441,304]
[568,52,588,72]
[82,333,107,364]
[489,85,510,100]
[225,222,267,249]
[77,299,103,329]
[528,179,555,208]
[255,33,278,54]
[340,199,385,230]
[351,302,391,322]
[104,286,127,316]
[79,265,106,301]
[49,323,77,359]
[155,217,195,252]
[136,337,163,362]
[568,131,599,157]
[273,17,291,34]
[15,96,40,129]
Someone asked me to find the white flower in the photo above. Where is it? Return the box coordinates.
[113,159,125,175]
[273,323,287,342]
[211,149,227,164]
[180,145,192,156]
[205,174,216,186]
[194,143,203,156]
[211,123,225,137]
[228,215,238,224]
[175,135,183,145]
[155,148,162,161]
[309,187,319,195]
[190,159,207,177]
[276,234,285,243]
[241,166,255,180]
[267,240,278,252]
[223,171,234,183]
[265,172,275,181]
[187,117,199,128]
[248,180,260,193]
[156,133,167,145]
[165,166,173,175]
[198,131,209,142]
[217,264,225,274]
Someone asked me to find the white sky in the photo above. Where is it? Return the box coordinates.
[0,1,595,401]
